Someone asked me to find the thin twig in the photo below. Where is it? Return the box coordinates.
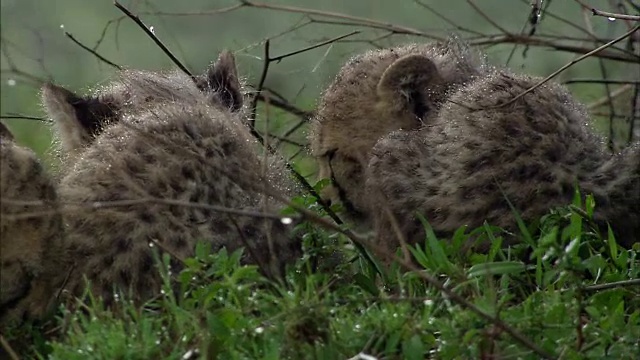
[0,198,290,222]
[0,335,19,360]
[270,30,359,62]
[587,84,632,110]
[490,24,639,109]
[113,1,193,78]
[0,114,48,122]
[564,79,640,85]
[65,32,122,70]
[591,7,640,21]
[583,279,640,292]
[237,0,439,39]
[248,39,271,132]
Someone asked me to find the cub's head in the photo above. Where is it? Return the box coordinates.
[42,51,245,159]
[309,40,483,224]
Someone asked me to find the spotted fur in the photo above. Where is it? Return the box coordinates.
[42,52,300,306]
[0,123,65,326]
[310,40,484,226]
[311,41,639,254]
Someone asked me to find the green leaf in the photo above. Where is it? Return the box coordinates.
[402,334,426,360]
[467,261,526,278]
[353,273,380,296]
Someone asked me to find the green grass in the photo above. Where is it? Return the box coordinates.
[3,193,639,360]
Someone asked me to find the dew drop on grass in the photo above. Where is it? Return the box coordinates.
[148,242,155,248]
[280,217,293,225]
[182,349,198,360]
[7,79,16,86]
[607,17,616,21]
[254,326,264,334]
[60,24,65,29]
[423,299,434,306]
[149,26,155,34]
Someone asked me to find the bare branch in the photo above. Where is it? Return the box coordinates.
[237,0,441,40]
[0,113,48,122]
[591,7,640,21]
[113,1,193,78]
[65,32,122,70]
[488,24,640,109]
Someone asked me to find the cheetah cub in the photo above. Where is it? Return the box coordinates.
[367,71,639,252]
[0,123,65,327]
[310,40,485,227]
[311,41,639,254]
[41,51,301,306]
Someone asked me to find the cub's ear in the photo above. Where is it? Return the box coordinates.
[377,54,443,119]
[0,122,14,141]
[198,50,243,111]
[41,83,118,154]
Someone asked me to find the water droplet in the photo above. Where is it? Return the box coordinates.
[7,79,16,86]
[149,26,155,34]
[182,349,198,360]
[607,17,616,21]
[60,24,65,29]
[254,326,264,334]
[280,217,293,225]
[423,299,434,306]
[148,242,155,248]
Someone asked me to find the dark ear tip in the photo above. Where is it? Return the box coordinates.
[217,50,235,64]
[213,50,238,79]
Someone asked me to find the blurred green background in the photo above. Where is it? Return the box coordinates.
[1,0,637,178]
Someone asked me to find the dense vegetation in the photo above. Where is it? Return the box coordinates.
[2,188,639,359]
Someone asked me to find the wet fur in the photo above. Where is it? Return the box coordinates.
[310,41,639,253]
[44,52,301,305]
[0,123,65,326]
[310,40,484,227]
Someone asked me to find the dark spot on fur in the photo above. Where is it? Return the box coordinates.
[221,141,234,156]
[139,211,155,224]
[181,165,195,180]
[139,255,153,273]
[171,236,187,250]
[116,238,132,253]
[118,269,131,285]
[102,255,115,268]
